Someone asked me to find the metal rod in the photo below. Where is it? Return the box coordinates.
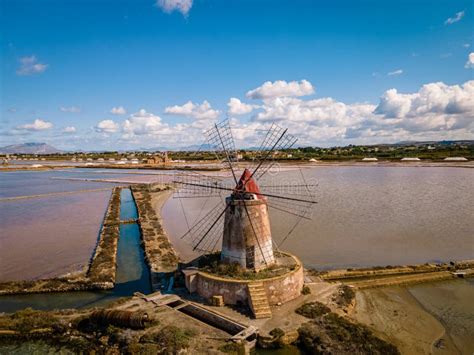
[267,202,311,220]
[173,181,317,204]
[246,128,288,185]
[193,203,230,251]
[215,122,238,185]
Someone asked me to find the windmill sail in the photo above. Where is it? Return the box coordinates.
[173,120,316,268]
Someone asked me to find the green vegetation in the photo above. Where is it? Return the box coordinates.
[140,325,197,353]
[334,285,356,308]
[301,285,311,295]
[297,312,399,354]
[131,184,179,272]
[4,140,472,162]
[218,341,246,354]
[295,302,331,319]
[0,308,58,334]
[198,252,295,280]
[87,187,121,283]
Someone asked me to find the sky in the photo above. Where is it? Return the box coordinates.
[0,0,473,150]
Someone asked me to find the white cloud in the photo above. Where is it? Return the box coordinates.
[16,56,48,76]
[465,52,474,69]
[17,119,53,131]
[156,0,192,16]
[63,126,76,133]
[95,120,119,133]
[387,69,403,76]
[444,10,465,25]
[110,106,127,115]
[123,109,167,137]
[246,80,314,99]
[248,80,473,145]
[60,106,81,113]
[165,100,220,120]
[227,98,259,115]
[375,81,474,118]
[463,43,470,48]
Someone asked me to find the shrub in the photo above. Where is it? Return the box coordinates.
[140,325,197,353]
[295,302,330,319]
[336,285,355,307]
[297,313,400,354]
[218,342,246,354]
[301,285,311,295]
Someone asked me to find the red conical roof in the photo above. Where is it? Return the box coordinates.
[235,168,264,199]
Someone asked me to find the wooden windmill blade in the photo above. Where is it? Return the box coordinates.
[259,183,318,219]
[245,122,298,183]
[174,120,317,270]
[179,200,228,252]
[204,118,239,184]
[173,172,229,199]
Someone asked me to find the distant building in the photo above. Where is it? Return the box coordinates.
[401,157,421,161]
[362,157,378,161]
[146,152,170,165]
[444,157,468,161]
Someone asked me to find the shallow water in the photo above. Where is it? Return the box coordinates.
[0,188,151,313]
[0,191,111,281]
[163,166,474,269]
[408,278,474,354]
[0,169,176,281]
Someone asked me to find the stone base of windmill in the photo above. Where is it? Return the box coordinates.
[182,251,304,319]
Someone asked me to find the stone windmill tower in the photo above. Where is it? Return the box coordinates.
[175,120,316,271]
[221,168,274,270]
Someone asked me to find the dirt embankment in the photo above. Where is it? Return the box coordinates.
[316,261,474,289]
[0,187,122,295]
[131,185,179,288]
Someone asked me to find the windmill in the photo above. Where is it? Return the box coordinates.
[173,119,316,271]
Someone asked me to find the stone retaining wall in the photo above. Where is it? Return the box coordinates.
[187,252,304,306]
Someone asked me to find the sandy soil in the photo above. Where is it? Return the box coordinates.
[150,189,174,223]
[351,287,459,355]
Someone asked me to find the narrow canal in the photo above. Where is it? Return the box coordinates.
[0,188,151,313]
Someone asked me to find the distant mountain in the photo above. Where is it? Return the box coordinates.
[0,142,62,154]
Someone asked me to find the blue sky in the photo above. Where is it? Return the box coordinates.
[1,0,473,150]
